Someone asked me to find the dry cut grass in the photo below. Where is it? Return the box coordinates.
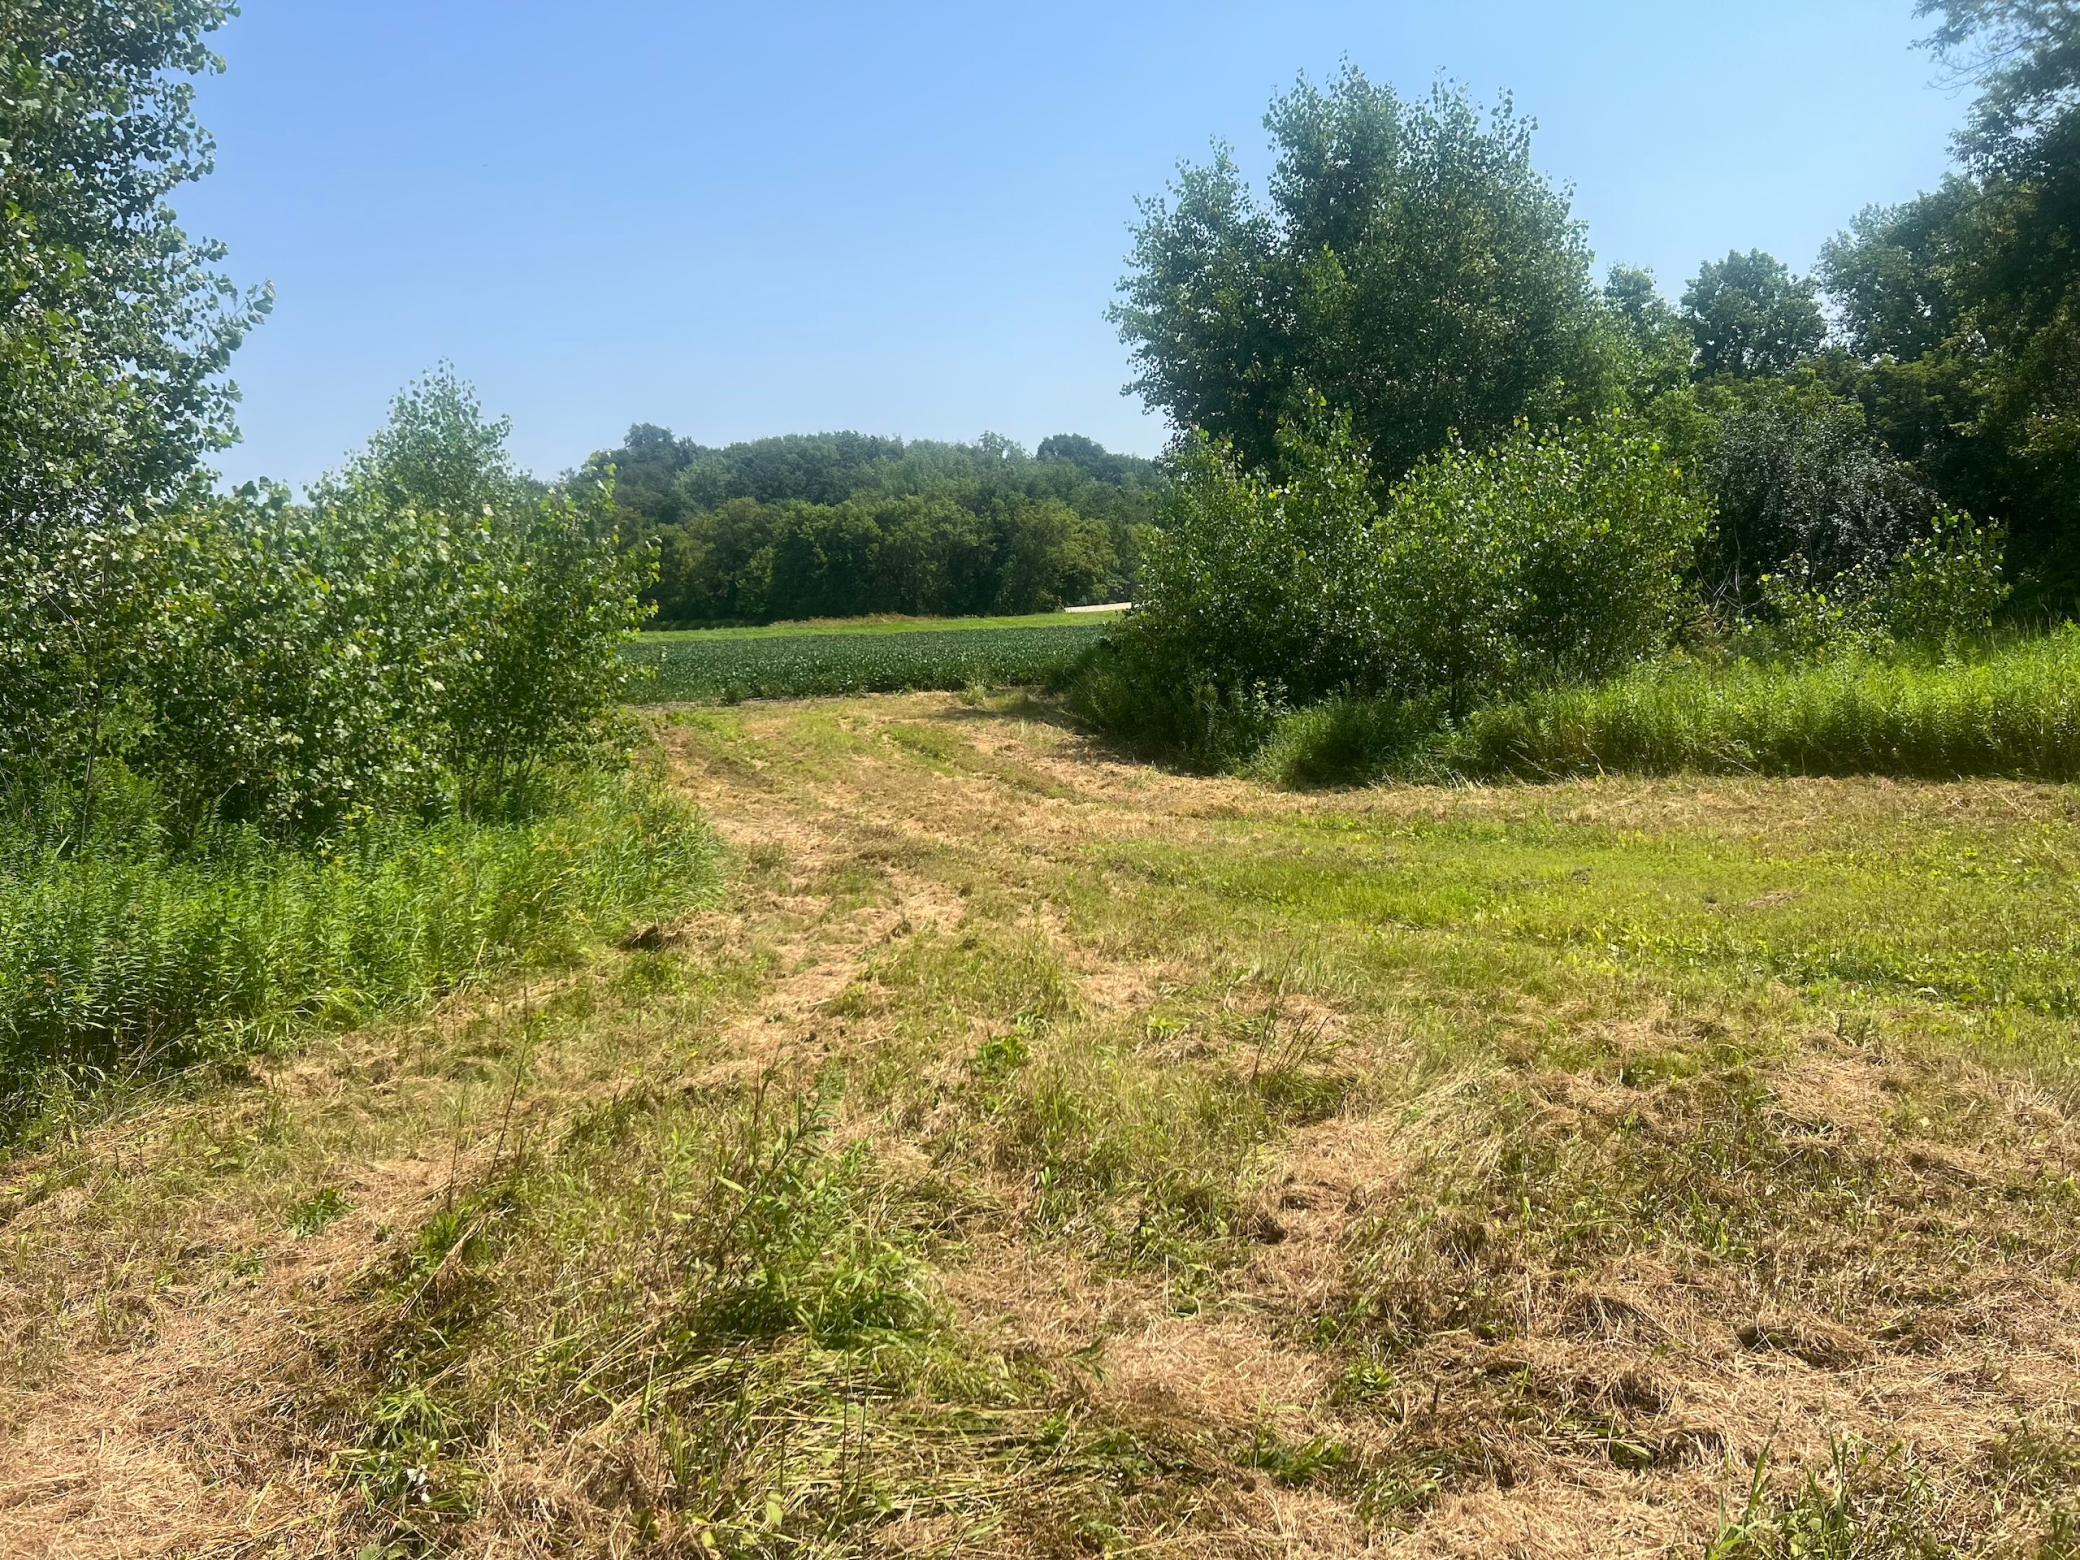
[4,690,2080,1557]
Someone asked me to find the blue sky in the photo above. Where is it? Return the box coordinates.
[184,1,1971,490]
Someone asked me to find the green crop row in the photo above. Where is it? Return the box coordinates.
[625,620,1110,703]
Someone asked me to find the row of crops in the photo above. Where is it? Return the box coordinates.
[625,618,1116,703]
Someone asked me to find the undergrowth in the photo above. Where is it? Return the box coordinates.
[1248,628,2080,788]
[0,766,716,1138]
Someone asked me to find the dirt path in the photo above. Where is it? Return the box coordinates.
[4,694,2079,1557]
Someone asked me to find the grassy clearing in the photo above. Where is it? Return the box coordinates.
[8,693,2080,1555]
[627,616,1113,702]
[1253,627,2080,788]
[0,767,716,1141]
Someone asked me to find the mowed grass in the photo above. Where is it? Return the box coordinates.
[8,693,2080,1557]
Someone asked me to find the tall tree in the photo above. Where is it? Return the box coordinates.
[1603,263,1695,399]
[1680,250,1827,379]
[1920,0,2080,184]
[1111,70,1627,483]
[0,0,269,539]
[1817,2,2080,596]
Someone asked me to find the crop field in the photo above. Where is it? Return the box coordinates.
[11,690,2080,1556]
[627,611,1121,702]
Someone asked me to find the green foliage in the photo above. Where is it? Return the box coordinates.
[1755,512,2010,657]
[1603,263,1695,402]
[1680,250,1827,380]
[588,425,1156,625]
[0,767,715,1137]
[0,0,270,541]
[3,369,655,838]
[1073,411,1705,764]
[629,617,1109,703]
[1111,69,1628,484]
[1877,509,2011,646]
[1444,629,2080,783]
[1815,3,2080,599]
[1690,377,1945,605]
[1374,413,1707,706]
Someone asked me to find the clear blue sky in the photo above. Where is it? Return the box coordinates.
[183,1,1970,490]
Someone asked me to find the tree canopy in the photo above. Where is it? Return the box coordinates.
[585,427,1160,624]
[1680,250,1828,379]
[0,0,270,539]
[1111,69,1628,484]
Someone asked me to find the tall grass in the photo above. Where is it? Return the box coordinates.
[0,768,715,1134]
[1250,628,2080,787]
[1454,629,2080,781]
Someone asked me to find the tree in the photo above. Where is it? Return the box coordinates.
[1812,3,2080,598]
[1693,378,1941,603]
[313,364,532,517]
[1111,69,1627,483]
[1680,250,1827,379]
[0,0,269,540]
[587,425,1159,623]
[1603,263,1695,400]
[1919,0,2080,185]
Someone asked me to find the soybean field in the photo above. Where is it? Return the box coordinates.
[626,610,1122,702]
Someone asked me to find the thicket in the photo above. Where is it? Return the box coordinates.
[1081,28,2070,779]
[0,7,704,1125]
[2,372,652,840]
[1071,412,1707,766]
[587,427,1159,625]
[0,372,703,1122]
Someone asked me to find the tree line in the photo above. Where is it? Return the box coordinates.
[583,427,1160,624]
[1113,0,2078,621]
[1085,1,2067,762]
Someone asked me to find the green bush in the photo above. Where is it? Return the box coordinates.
[1376,413,1707,707]
[1686,378,1940,602]
[1071,411,1705,764]
[1752,511,2010,660]
[1,371,654,840]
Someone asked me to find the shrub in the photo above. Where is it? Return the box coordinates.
[1072,411,1705,764]
[1374,414,1707,708]
[1692,380,1940,606]
[1751,511,2009,660]
[1,370,656,840]
[1871,510,2009,647]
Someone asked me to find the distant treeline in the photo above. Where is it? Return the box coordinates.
[585,428,1161,625]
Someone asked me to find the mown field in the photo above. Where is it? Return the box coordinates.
[628,610,1122,702]
[8,691,2080,1556]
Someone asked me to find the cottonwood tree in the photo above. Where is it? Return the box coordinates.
[0,0,270,540]
[0,0,267,825]
[1680,250,1827,379]
[1111,69,1629,483]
